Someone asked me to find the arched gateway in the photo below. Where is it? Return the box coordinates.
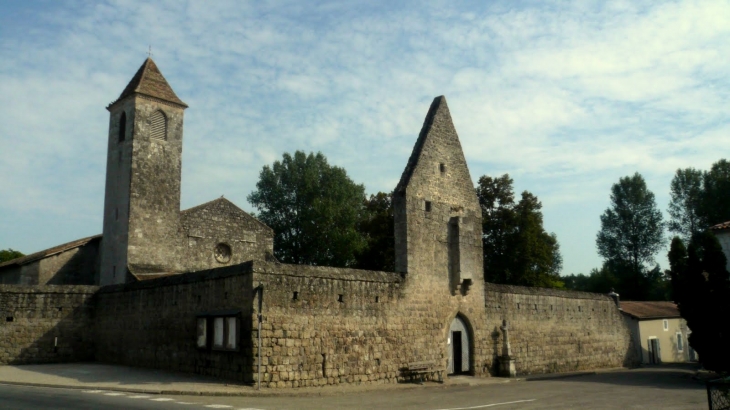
[447,315,472,374]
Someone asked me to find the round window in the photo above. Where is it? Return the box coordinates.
[214,243,232,263]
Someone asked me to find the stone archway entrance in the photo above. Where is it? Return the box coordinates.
[447,315,471,374]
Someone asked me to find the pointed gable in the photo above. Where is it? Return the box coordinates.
[180,197,273,237]
[395,96,478,207]
[109,58,187,108]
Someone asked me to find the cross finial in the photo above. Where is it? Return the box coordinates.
[147,45,153,58]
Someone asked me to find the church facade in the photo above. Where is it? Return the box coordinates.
[0,59,638,387]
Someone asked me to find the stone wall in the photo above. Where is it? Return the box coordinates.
[0,285,97,364]
[484,283,638,375]
[94,264,256,382]
[249,261,406,388]
[38,240,100,285]
[179,198,274,273]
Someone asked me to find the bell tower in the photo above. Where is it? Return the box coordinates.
[100,58,188,285]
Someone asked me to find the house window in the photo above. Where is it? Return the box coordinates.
[676,333,684,352]
[196,311,239,351]
[213,317,225,347]
[663,319,669,331]
[149,110,167,140]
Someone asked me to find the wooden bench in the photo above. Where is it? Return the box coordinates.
[405,361,444,384]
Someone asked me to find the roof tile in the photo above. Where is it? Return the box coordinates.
[109,58,187,108]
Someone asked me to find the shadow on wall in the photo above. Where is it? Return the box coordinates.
[0,237,100,286]
[0,286,97,365]
[44,242,100,285]
[93,265,257,385]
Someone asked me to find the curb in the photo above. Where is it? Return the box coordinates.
[0,377,519,397]
[524,371,597,381]
[0,380,434,397]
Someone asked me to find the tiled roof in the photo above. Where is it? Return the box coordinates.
[710,221,730,231]
[109,58,187,108]
[0,235,101,269]
[620,301,681,320]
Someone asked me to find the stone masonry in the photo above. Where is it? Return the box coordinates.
[0,60,639,387]
[0,285,97,364]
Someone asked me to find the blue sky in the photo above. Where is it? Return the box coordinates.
[1,0,729,276]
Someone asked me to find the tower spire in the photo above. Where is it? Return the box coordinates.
[107,58,187,109]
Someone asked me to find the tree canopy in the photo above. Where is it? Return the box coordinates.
[477,174,563,288]
[247,151,367,268]
[669,233,730,372]
[667,167,704,243]
[354,192,395,271]
[0,249,24,263]
[668,160,730,242]
[595,173,665,300]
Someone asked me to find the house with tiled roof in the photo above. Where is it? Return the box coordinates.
[620,301,695,364]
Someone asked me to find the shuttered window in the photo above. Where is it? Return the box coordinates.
[149,110,167,140]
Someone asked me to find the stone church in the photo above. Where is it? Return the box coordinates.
[0,58,637,387]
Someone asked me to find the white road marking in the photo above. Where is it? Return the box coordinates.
[104,392,126,396]
[128,395,151,399]
[82,390,104,393]
[205,405,233,409]
[151,397,175,401]
[236,408,266,410]
[175,402,196,405]
[433,399,537,410]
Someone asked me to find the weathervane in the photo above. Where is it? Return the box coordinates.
[147,45,153,58]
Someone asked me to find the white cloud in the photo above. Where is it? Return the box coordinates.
[0,0,728,276]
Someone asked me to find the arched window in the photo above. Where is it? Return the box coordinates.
[118,112,127,142]
[149,110,167,140]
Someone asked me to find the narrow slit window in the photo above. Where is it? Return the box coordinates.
[439,163,446,173]
[425,201,432,212]
[118,111,126,142]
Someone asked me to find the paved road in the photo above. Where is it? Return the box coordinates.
[0,365,706,410]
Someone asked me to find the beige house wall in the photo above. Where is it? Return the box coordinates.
[624,315,691,364]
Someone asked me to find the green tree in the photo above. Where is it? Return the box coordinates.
[563,264,620,294]
[477,174,563,288]
[247,151,367,268]
[355,192,395,271]
[477,174,516,284]
[0,249,24,263]
[596,172,664,299]
[667,168,704,243]
[701,159,730,227]
[670,233,730,372]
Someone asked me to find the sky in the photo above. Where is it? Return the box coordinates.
[1,0,729,276]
